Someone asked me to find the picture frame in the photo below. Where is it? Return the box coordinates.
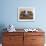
[18,7,35,21]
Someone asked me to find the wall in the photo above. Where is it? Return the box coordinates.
[0,0,46,29]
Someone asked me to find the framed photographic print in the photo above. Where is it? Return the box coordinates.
[18,7,35,21]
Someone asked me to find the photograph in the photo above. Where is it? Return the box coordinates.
[18,7,35,21]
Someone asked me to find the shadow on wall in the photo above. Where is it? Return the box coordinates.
[0,24,7,43]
